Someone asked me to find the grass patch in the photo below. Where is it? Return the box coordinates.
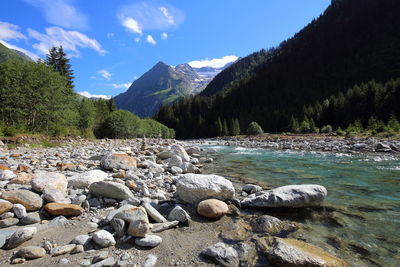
[149,88,172,96]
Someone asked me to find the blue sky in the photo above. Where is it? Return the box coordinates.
[0,0,330,98]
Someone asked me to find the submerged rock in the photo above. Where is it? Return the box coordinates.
[241,184,327,208]
[250,215,289,235]
[201,242,239,267]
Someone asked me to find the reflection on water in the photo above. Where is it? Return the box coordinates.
[200,144,400,266]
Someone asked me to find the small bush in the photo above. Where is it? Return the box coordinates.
[336,127,346,136]
[246,121,264,135]
[321,125,333,133]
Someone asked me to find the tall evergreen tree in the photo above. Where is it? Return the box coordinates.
[45,46,74,90]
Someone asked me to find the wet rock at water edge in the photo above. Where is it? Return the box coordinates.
[201,242,239,267]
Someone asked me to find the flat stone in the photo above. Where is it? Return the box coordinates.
[0,229,16,248]
[68,170,108,189]
[134,235,162,247]
[168,205,191,226]
[50,244,76,256]
[1,190,43,211]
[89,181,134,200]
[18,246,46,259]
[201,242,239,267]
[176,174,235,204]
[151,221,179,233]
[197,199,229,218]
[31,172,67,193]
[20,212,41,225]
[42,188,71,204]
[0,218,19,228]
[100,153,137,170]
[44,203,83,217]
[89,257,115,267]
[92,230,116,248]
[6,226,37,249]
[141,202,167,223]
[241,184,327,208]
[71,234,91,246]
[0,201,13,215]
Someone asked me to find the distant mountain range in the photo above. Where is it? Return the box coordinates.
[0,43,33,63]
[114,60,234,117]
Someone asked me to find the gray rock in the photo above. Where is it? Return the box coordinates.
[376,143,392,152]
[31,172,67,193]
[20,212,41,225]
[0,212,14,219]
[110,218,126,238]
[71,195,87,205]
[127,219,149,237]
[168,155,183,168]
[201,242,239,267]
[170,166,183,174]
[157,150,174,160]
[48,215,69,226]
[114,206,148,223]
[92,251,109,263]
[242,184,262,194]
[186,146,201,155]
[89,181,134,200]
[106,204,134,222]
[50,244,76,256]
[171,144,190,162]
[71,234,92,246]
[59,258,70,264]
[0,170,16,180]
[90,257,115,267]
[71,244,84,254]
[18,245,46,259]
[13,204,27,218]
[141,202,167,223]
[92,230,116,248]
[151,221,179,233]
[100,153,137,170]
[141,254,157,267]
[135,235,162,247]
[0,229,16,248]
[68,170,108,189]
[251,215,286,235]
[42,188,71,203]
[241,184,327,208]
[176,174,235,204]
[6,226,37,249]
[1,190,43,211]
[168,205,191,226]
[0,217,19,228]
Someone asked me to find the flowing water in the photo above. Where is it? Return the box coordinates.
[199,143,400,266]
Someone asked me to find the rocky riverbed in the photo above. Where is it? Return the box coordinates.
[0,138,350,266]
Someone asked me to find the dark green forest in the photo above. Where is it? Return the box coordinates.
[155,0,400,139]
[0,45,174,139]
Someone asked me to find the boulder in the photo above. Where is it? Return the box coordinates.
[89,181,134,200]
[186,146,201,155]
[176,174,235,204]
[114,206,150,237]
[267,238,348,267]
[0,218,19,228]
[42,188,71,204]
[201,242,239,267]
[13,204,26,218]
[1,190,43,211]
[241,185,327,208]
[68,170,108,189]
[157,151,174,160]
[197,199,229,218]
[92,230,116,248]
[127,219,150,237]
[242,184,262,194]
[171,144,190,162]
[0,229,15,248]
[168,155,183,168]
[168,205,191,226]
[44,203,83,217]
[71,234,91,246]
[6,227,37,249]
[31,172,67,193]
[18,246,46,259]
[0,170,16,180]
[10,173,33,184]
[20,212,41,225]
[251,215,287,235]
[0,201,13,215]
[135,235,162,247]
[100,153,137,170]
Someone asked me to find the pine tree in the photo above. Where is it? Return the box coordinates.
[45,46,74,90]
[231,118,241,136]
[222,119,229,136]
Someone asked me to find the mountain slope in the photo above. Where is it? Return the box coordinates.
[114,61,232,117]
[155,0,400,138]
[0,43,32,63]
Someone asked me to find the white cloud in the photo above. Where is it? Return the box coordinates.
[146,35,156,45]
[134,37,141,43]
[0,22,26,41]
[188,55,239,68]
[24,0,88,30]
[0,40,39,61]
[121,17,142,35]
[78,91,111,99]
[117,3,184,33]
[111,83,132,89]
[97,69,112,81]
[28,26,106,57]
[161,32,168,40]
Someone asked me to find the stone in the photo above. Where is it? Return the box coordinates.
[127,219,150,237]
[125,180,139,191]
[89,181,134,200]
[186,146,201,155]
[110,218,126,238]
[92,251,109,263]
[10,173,33,184]
[42,188,71,204]
[170,166,183,175]
[11,258,25,264]
[17,164,30,172]
[106,204,135,222]
[13,204,27,218]
[6,226,37,249]
[50,244,76,256]
[71,234,91,246]
[0,229,15,248]
[59,258,70,264]
[151,221,179,233]
[242,184,262,194]
[48,216,69,226]
[168,205,191,226]
[20,212,41,225]
[376,143,392,152]
[241,184,327,208]
[114,206,148,223]
[90,257,115,267]
[44,203,83,217]
[0,212,14,219]
[92,230,116,248]
[168,155,183,168]
[0,170,16,180]
[251,215,286,235]
[171,144,190,162]
[157,150,174,160]
[1,190,43,211]
[201,242,239,267]
[0,201,13,215]
[71,244,84,254]
[134,235,162,247]
[68,170,108,189]
[141,202,167,223]
[176,174,235,204]
[18,246,46,259]
[31,172,67,193]
[142,254,157,267]
[0,217,19,228]
[197,199,229,218]
[100,153,137,170]
[266,238,348,267]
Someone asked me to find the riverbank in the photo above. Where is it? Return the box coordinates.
[0,138,357,266]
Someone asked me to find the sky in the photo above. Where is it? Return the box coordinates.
[0,0,331,99]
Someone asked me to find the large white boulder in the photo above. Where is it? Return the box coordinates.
[68,170,108,189]
[31,172,67,193]
[171,144,190,162]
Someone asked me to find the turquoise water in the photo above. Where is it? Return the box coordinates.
[200,144,400,266]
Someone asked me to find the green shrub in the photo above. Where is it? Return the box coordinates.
[336,127,346,136]
[321,125,333,133]
[246,121,264,135]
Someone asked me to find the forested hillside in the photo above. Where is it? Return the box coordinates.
[155,0,400,138]
[0,43,32,63]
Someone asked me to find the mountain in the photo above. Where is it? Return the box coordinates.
[155,0,400,138]
[114,61,232,117]
[0,43,32,63]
